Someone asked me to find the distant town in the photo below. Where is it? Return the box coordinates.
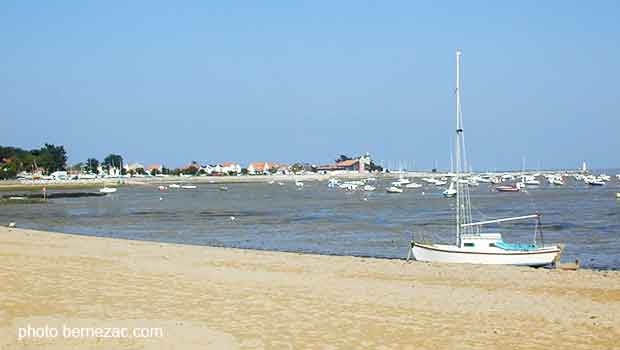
[0,144,382,180]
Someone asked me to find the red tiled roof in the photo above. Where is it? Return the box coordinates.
[249,162,277,171]
[146,164,162,171]
[336,159,358,167]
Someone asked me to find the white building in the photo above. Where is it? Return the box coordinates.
[221,162,242,174]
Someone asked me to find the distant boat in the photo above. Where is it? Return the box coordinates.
[386,186,403,193]
[295,181,304,188]
[99,187,117,194]
[442,181,457,197]
[158,185,167,191]
[405,183,422,189]
[219,186,229,191]
[585,176,605,186]
[396,177,410,185]
[548,176,564,186]
[496,185,520,192]
[327,178,340,188]
[363,185,376,191]
[181,185,197,189]
[523,176,540,186]
[169,184,181,189]
[616,192,620,199]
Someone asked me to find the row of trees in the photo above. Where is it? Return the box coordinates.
[0,144,68,179]
[73,154,125,174]
[0,144,129,179]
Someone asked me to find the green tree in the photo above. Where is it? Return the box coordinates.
[85,158,99,173]
[103,154,123,170]
[290,163,304,173]
[336,154,352,163]
[37,143,67,173]
[0,164,17,180]
[367,161,383,172]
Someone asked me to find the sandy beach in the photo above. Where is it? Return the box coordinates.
[1,227,618,349]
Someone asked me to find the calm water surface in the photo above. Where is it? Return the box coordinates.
[2,178,619,269]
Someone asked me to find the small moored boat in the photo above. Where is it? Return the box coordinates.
[386,186,403,193]
[496,185,520,192]
[99,187,117,194]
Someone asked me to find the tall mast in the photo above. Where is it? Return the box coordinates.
[455,48,462,245]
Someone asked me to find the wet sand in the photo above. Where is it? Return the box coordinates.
[1,227,618,349]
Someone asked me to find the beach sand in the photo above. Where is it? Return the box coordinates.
[1,227,618,349]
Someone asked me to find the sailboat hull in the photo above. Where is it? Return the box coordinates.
[412,242,560,267]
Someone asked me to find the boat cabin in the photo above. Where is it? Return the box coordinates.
[460,233,502,249]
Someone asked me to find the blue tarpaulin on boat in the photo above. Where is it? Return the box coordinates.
[495,241,539,251]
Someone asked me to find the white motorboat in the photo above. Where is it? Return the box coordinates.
[442,181,457,197]
[363,185,376,191]
[422,177,438,184]
[386,186,403,193]
[396,177,410,185]
[405,182,422,189]
[339,182,358,191]
[181,185,197,189]
[169,184,181,189]
[295,181,304,188]
[548,176,564,186]
[408,49,561,267]
[585,176,605,186]
[522,175,540,186]
[434,180,447,186]
[99,187,117,194]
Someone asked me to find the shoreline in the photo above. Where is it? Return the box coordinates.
[1,226,619,349]
[0,169,587,191]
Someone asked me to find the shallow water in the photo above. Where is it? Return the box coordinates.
[2,177,619,269]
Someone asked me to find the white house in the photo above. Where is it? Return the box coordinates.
[247,162,275,175]
[221,162,242,174]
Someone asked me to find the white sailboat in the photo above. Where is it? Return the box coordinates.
[442,181,456,197]
[409,49,561,267]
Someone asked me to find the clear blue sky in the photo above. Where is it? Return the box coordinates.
[1,1,619,170]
